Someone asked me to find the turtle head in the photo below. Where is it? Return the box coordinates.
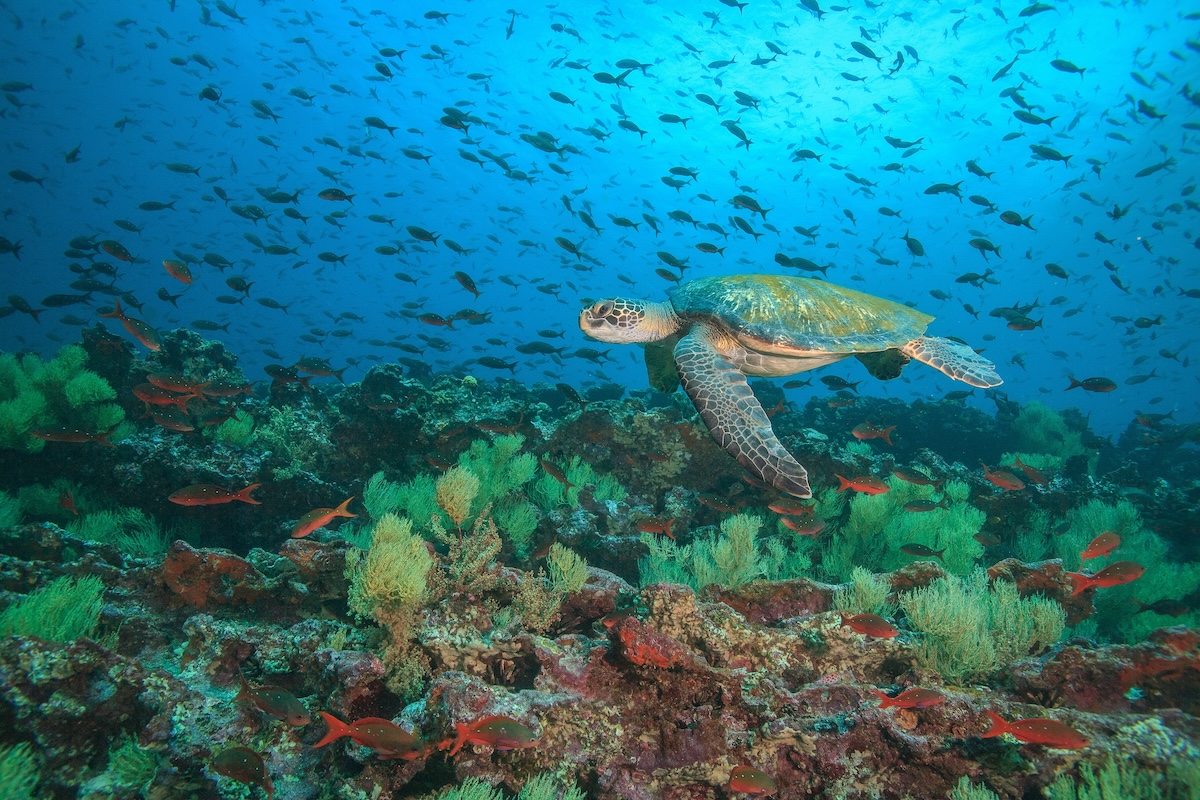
[579,298,677,343]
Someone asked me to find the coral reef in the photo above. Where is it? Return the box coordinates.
[0,334,1198,799]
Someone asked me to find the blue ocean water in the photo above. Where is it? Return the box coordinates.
[0,0,1196,436]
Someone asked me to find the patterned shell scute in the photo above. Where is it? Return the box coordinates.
[669,274,934,355]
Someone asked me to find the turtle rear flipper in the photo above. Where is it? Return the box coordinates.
[674,324,812,498]
[855,349,910,381]
[902,335,1002,388]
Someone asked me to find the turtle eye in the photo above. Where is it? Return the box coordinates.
[594,301,614,318]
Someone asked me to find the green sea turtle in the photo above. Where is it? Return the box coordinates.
[579,274,1001,498]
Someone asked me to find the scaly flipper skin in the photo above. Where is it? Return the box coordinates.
[901,335,1002,388]
[674,323,812,498]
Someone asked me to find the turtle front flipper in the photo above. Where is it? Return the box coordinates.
[674,323,812,498]
[901,335,1002,388]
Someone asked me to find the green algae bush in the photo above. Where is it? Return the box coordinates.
[515,542,589,633]
[833,566,897,618]
[422,773,586,800]
[0,490,19,528]
[67,507,169,557]
[639,512,811,591]
[0,344,127,452]
[899,569,1065,684]
[0,574,105,642]
[950,777,1001,800]
[105,734,159,793]
[0,742,40,800]
[1047,757,1200,800]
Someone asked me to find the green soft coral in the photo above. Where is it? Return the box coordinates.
[899,569,1065,684]
[1049,498,1200,643]
[820,475,983,582]
[0,345,125,452]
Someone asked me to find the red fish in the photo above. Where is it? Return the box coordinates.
[291,497,356,538]
[28,427,115,447]
[100,239,133,262]
[169,483,261,506]
[453,271,480,299]
[635,517,675,540]
[147,373,210,394]
[872,687,944,709]
[981,709,1089,749]
[211,746,273,799]
[1066,375,1117,392]
[835,474,890,495]
[58,489,79,516]
[237,672,311,726]
[780,515,825,537]
[162,258,193,284]
[133,382,198,413]
[981,462,1024,491]
[1012,456,1048,486]
[902,498,947,513]
[417,312,455,329]
[767,498,812,516]
[446,715,538,757]
[1066,560,1144,596]
[840,613,899,639]
[851,423,896,445]
[540,459,575,488]
[150,408,195,432]
[728,765,777,797]
[892,467,943,489]
[99,298,162,351]
[1079,531,1120,562]
[317,188,354,203]
[313,711,424,759]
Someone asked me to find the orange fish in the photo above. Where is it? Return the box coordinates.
[417,312,455,329]
[312,714,424,758]
[28,427,115,447]
[981,709,1089,749]
[291,497,356,538]
[169,483,261,506]
[313,712,424,759]
[840,612,899,639]
[851,423,896,445]
[872,687,944,709]
[635,517,675,539]
[835,474,890,495]
[99,298,162,351]
[237,673,311,726]
[162,258,193,284]
[780,515,825,537]
[728,765,777,797]
[981,462,1025,491]
[1066,560,1144,596]
[446,715,538,757]
[1079,531,1120,562]
[211,747,273,799]
[540,459,575,488]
